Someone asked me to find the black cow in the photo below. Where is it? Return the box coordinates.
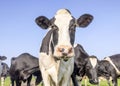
[35,8,93,86]
[1,62,9,86]
[72,44,99,86]
[9,53,42,86]
[98,54,120,86]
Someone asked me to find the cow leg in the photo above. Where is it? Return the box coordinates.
[84,76,87,86]
[15,80,21,86]
[76,76,83,86]
[71,74,79,86]
[107,80,111,86]
[112,79,117,86]
[10,78,15,86]
[35,75,42,85]
[111,74,117,86]
[41,71,51,86]
[27,75,32,86]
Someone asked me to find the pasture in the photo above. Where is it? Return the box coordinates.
[1,77,120,86]
[0,77,43,86]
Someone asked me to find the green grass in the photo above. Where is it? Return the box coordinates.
[81,78,120,86]
[2,77,120,86]
[0,77,11,86]
[1,77,42,86]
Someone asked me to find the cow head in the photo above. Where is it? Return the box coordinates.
[35,9,93,61]
[85,55,99,84]
[1,62,9,78]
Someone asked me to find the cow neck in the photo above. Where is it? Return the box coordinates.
[44,57,72,71]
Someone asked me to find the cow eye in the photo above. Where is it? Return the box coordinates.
[51,25,58,30]
[69,25,76,32]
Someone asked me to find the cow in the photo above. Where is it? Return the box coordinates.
[97,54,120,86]
[0,56,7,78]
[35,8,93,86]
[71,44,99,86]
[9,53,42,86]
[1,62,9,86]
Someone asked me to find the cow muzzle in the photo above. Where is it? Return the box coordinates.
[54,45,75,61]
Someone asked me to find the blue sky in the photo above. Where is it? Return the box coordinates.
[0,0,120,66]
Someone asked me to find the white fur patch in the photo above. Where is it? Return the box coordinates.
[104,57,120,75]
[56,9,71,15]
[74,44,78,48]
[89,58,97,68]
[39,52,55,70]
[54,9,73,46]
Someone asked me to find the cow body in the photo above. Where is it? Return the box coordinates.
[1,62,9,86]
[1,62,9,78]
[0,56,7,78]
[35,9,93,86]
[9,53,42,86]
[72,44,99,86]
[98,54,120,86]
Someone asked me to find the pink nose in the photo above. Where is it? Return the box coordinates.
[58,46,73,56]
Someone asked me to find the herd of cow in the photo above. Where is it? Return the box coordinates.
[0,9,120,86]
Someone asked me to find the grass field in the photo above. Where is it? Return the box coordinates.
[1,77,120,86]
[0,77,42,86]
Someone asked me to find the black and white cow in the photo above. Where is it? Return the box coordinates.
[0,56,7,78]
[1,62,9,86]
[9,53,42,86]
[98,54,120,86]
[72,44,99,86]
[1,62,9,78]
[35,9,93,86]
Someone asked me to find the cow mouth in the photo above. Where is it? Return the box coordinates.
[61,56,69,61]
[54,56,70,61]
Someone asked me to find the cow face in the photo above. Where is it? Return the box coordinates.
[1,63,9,78]
[85,55,99,84]
[35,9,93,60]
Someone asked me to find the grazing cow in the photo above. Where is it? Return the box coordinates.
[35,9,93,86]
[0,56,7,78]
[9,53,42,86]
[71,44,99,86]
[98,54,120,86]
[1,62,9,86]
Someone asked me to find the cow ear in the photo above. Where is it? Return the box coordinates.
[35,16,50,29]
[77,14,93,28]
[0,56,7,60]
[1,62,4,65]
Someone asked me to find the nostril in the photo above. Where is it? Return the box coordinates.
[58,48,65,52]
